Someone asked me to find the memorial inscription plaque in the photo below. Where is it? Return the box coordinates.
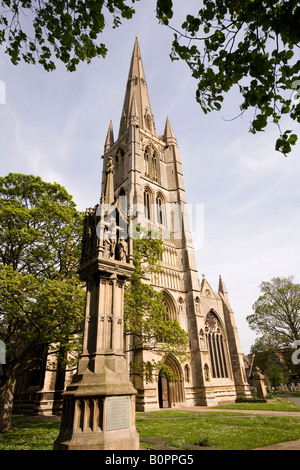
[106,396,130,431]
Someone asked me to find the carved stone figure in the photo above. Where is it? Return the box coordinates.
[204,364,210,381]
[103,228,111,258]
[117,238,127,262]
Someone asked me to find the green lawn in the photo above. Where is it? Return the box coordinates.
[1,397,300,451]
[0,419,60,450]
[213,396,300,412]
[137,411,300,450]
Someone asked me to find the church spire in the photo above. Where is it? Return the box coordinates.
[119,37,156,137]
[129,94,139,123]
[104,120,114,153]
[164,116,177,145]
[218,275,228,295]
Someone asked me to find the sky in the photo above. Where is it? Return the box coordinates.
[1,1,299,354]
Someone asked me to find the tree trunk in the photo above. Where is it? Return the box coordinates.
[0,370,17,432]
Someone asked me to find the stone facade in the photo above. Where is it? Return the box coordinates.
[100,38,251,410]
[13,345,76,415]
[13,38,250,415]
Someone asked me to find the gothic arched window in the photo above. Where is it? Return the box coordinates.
[156,195,163,225]
[118,188,127,214]
[162,291,177,321]
[152,154,157,181]
[120,111,127,135]
[205,312,229,379]
[115,148,124,183]
[144,150,149,178]
[155,191,167,228]
[144,189,151,221]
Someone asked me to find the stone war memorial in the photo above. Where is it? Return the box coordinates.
[51,37,251,450]
[53,146,139,449]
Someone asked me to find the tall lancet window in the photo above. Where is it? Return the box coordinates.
[144,150,149,178]
[120,111,127,135]
[156,195,163,225]
[205,312,229,379]
[152,154,157,182]
[144,189,151,221]
[155,192,167,227]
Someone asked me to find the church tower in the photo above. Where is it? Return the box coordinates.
[101,37,250,410]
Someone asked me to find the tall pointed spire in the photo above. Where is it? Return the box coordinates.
[119,37,156,137]
[164,116,177,145]
[129,94,139,122]
[218,275,228,295]
[104,120,114,153]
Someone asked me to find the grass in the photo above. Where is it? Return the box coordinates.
[137,411,300,450]
[138,397,300,450]
[213,396,300,412]
[286,391,300,398]
[0,419,60,450]
[0,397,300,451]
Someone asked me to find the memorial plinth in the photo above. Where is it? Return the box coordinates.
[54,204,139,449]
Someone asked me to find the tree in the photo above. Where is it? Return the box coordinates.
[164,0,300,156]
[0,268,85,431]
[267,363,287,388]
[247,276,300,358]
[0,173,85,431]
[0,173,83,277]
[0,0,136,71]
[1,1,299,156]
[250,336,291,383]
[124,226,189,381]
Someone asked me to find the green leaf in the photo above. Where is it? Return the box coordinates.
[288,133,298,145]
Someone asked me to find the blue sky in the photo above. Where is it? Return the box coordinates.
[1,1,299,353]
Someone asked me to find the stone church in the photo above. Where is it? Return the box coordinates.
[13,38,250,415]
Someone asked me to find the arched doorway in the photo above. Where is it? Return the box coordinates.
[158,355,185,408]
[158,371,169,408]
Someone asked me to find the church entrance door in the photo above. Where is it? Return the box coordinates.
[158,355,185,408]
[158,372,169,408]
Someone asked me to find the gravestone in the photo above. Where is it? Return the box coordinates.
[253,367,267,399]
